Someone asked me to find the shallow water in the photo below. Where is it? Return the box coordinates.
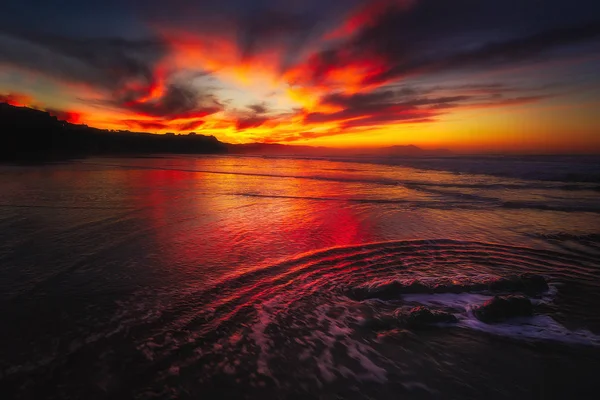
[1,155,599,399]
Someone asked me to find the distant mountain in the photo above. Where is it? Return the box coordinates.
[228,143,452,157]
[227,143,333,156]
[353,145,452,157]
[0,103,227,162]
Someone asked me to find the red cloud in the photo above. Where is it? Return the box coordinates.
[0,93,33,107]
[1,92,82,124]
[122,119,169,131]
[121,118,208,132]
[285,51,389,93]
[325,0,416,40]
[176,119,206,131]
[0,2,573,146]
[235,116,269,130]
[47,109,82,124]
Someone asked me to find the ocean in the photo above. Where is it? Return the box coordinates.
[1,155,600,399]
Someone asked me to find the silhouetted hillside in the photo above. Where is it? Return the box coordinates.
[0,103,227,162]
[1,103,452,163]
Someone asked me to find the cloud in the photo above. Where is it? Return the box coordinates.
[0,92,32,107]
[248,103,268,114]
[373,22,600,84]
[0,30,166,92]
[235,115,270,130]
[176,119,207,131]
[304,103,432,125]
[236,9,314,64]
[288,1,600,89]
[121,83,223,120]
[0,32,225,124]
[1,0,598,144]
[324,0,416,41]
[321,89,472,109]
[340,115,434,130]
[121,117,207,132]
[122,119,169,131]
[466,95,552,109]
[0,91,82,123]
[46,109,82,124]
[313,89,468,126]
[321,90,396,109]
[304,82,551,131]
[260,129,346,144]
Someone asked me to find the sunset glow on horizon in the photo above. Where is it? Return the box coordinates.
[1,0,599,153]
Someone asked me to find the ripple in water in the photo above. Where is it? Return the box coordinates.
[3,239,600,399]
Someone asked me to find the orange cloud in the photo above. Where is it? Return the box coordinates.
[47,109,82,124]
[325,0,416,41]
[1,92,83,124]
[0,93,33,107]
[2,0,596,152]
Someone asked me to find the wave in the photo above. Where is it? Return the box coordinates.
[82,161,600,193]
[397,292,599,346]
[338,155,600,183]
[4,239,599,397]
[233,191,600,213]
[103,239,600,370]
[347,273,550,300]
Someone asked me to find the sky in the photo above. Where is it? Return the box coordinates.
[1,0,600,152]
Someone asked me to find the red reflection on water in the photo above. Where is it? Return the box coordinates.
[121,157,374,281]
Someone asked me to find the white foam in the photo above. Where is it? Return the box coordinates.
[402,292,600,347]
[344,339,388,383]
[538,283,559,304]
[301,302,388,383]
[316,347,336,383]
[249,303,275,377]
[459,313,600,346]
[403,292,492,309]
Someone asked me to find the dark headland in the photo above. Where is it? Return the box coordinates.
[0,103,227,163]
[0,103,449,163]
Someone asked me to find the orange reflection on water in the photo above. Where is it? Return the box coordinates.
[122,157,374,282]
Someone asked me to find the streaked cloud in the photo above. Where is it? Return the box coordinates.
[1,0,599,150]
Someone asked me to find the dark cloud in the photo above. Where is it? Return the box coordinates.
[318,89,470,123]
[122,119,169,131]
[122,83,223,120]
[141,0,358,72]
[122,117,207,132]
[340,115,435,130]
[296,1,600,86]
[235,115,270,130]
[373,21,600,84]
[322,90,396,109]
[310,82,552,130]
[1,0,599,140]
[402,96,472,107]
[236,10,313,63]
[304,103,423,124]
[467,95,552,109]
[176,119,206,131]
[248,103,268,114]
[0,30,165,91]
[322,89,471,109]
[429,83,520,96]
